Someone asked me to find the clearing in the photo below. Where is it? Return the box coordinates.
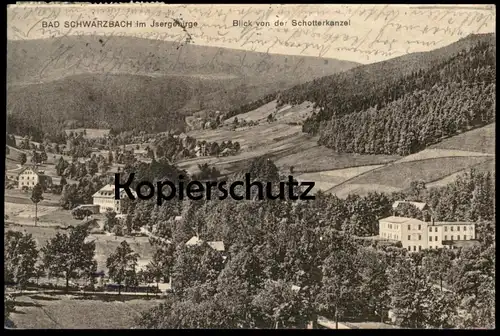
[9,293,161,329]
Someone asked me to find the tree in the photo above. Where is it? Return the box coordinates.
[60,184,77,210]
[386,255,456,328]
[31,183,44,226]
[317,240,362,329]
[41,226,96,292]
[19,152,27,165]
[106,241,139,295]
[31,150,41,165]
[252,279,312,329]
[72,208,93,220]
[40,151,48,163]
[104,210,119,232]
[4,231,39,290]
[60,176,68,188]
[56,157,69,176]
[4,292,16,328]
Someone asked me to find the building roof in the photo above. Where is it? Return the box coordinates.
[392,201,428,210]
[92,184,137,198]
[186,236,225,251]
[185,236,202,246]
[433,221,474,226]
[380,216,425,225]
[17,166,47,177]
[207,241,225,252]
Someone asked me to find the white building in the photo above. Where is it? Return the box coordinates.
[17,167,53,190]
[92,184,136,214]
[379,202,476,252]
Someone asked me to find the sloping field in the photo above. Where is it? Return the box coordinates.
[6,145,27,162]
[331,184,403,199]
[10,294,161,329]
[296,165,385,193]
[224,100,278,124]
[429,123,495,154]
[396,148,493,164]
[223,100,315,125]
[426,158,495,188]
[328,156,493,197]
[6,158,20,170]
[276,147,399,174]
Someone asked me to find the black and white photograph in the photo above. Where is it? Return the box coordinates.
[4,3,496,329]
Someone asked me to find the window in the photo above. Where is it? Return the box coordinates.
[429,236,433,242]
[413,246,417,251]
[418,235,421,240]
[457,236,460,240]
[444,226,448,232]
[407,235,411,240]
[435,236,438,241]
[445,235,447,240]
[469,226,473,231]
[463,235,466,240]
[429,246,433,249]
[418,225,421,230]
[451,226,454,231]
[435,227,438,232]
[418,246,422,251]
[429,227,432,232]
[451,235,454,240]
[408,225,411,230]
[457,226,460,231]
[408,246,411,251]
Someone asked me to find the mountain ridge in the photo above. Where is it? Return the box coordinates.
[7,35,360,139]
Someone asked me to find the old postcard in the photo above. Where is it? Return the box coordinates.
[5,3,496,329]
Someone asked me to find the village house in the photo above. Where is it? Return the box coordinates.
[17,166,53,190]
[92,184,136,214]
[378,201,477,252]
[185,236,226,252]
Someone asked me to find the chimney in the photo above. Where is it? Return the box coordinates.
[431,216,435,226]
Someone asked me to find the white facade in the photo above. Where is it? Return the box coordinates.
[92,184,136,214]
[18,167,52,189]
[379,216,475,252]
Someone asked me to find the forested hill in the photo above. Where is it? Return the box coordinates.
[277,33,495,156]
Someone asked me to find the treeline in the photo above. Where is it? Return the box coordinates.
[278,38,495,156]
[154,134,241,160]
[132,159,495,329]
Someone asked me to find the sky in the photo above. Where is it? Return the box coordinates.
[7,4,496,64]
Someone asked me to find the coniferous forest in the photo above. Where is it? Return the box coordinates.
[277,36,495,156]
